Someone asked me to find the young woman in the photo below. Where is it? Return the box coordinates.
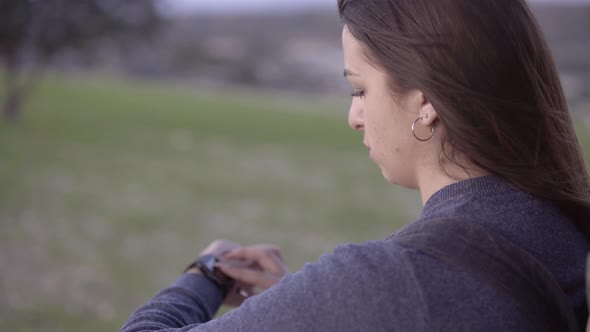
[121,0,590,331]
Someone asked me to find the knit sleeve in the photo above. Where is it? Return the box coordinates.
[119,241,430,332]
[119,273,224,332]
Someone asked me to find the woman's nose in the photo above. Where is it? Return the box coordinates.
[348,103,364,131]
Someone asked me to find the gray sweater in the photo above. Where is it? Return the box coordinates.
[120,176,589,331]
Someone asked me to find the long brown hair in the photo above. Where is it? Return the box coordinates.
[338,0,590,237]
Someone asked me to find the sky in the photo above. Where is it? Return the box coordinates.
[160,0,590,15]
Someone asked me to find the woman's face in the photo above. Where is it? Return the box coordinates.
[342,26,435,189]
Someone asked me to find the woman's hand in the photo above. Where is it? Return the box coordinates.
[192,240,288,307]
[199,239,241,257]
[187,239,252,307]
[217,244,288,302]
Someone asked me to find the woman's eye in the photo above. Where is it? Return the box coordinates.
[350,90,365,98]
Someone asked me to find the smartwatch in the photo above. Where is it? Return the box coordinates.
[185,254,234,296]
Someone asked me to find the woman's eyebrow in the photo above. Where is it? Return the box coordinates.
[343,69,360,78]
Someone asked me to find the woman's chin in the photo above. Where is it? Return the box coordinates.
[379,166,414,189]
[379,166,393,183]
[373,155,398,185]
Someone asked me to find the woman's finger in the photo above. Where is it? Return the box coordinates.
[222,245,288,276]
[199,239,241,258]
[222,282,255,307]
[216,262,281,289]
[224,244,282,261]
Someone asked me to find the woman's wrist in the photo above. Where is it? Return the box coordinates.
[186,267,202,275]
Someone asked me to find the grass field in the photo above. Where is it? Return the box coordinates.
[0,74,588,332]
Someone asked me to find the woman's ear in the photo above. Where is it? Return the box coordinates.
[419,94,438,127]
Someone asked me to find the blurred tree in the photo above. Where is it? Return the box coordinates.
[0,0,162,121]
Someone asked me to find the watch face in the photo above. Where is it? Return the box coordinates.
[197,255,234,293]
[199,254,218,271]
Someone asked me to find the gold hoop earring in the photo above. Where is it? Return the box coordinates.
[412,117,435,142]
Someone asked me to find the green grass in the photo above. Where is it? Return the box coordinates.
[1,73,588,332]
[0,74,420,332]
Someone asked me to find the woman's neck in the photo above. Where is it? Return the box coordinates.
[417,161,489,205]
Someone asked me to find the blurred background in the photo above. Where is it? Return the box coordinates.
[0,0,589,331]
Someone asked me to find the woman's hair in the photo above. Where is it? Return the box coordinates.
[338,0,590,237]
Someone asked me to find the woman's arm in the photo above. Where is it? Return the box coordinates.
[119,240,428,332]
[120,241,289,332]
[120,273,223,332]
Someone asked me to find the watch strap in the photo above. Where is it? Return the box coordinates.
[185,254,234,297]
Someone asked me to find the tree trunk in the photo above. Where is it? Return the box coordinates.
[2,59,21,121]
[2,89,23,122]
[1,59,41,122]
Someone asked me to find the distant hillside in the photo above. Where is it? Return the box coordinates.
[179,5,590,66]
[112,5,590,99]
[180,5,590,72]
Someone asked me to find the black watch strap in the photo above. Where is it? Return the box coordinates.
[185,254,234,296]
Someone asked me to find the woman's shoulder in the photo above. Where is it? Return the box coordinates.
[270,219,577,331]
[302,218,545,302]
[388,217,578,329]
